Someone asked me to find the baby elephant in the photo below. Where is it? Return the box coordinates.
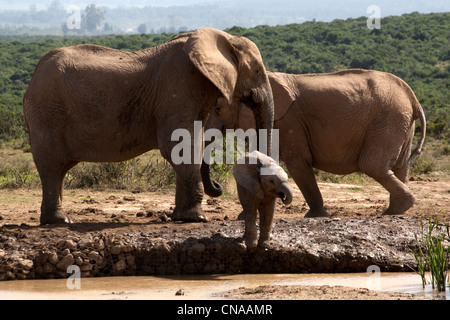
[233,151,293,248]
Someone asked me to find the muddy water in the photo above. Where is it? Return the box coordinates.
[0,273,448,300]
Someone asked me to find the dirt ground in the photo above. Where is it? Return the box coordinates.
[0,175,449,300]
[218,284,429,300]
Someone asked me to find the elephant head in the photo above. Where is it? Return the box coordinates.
[233,151,293,247]
[182,27,274,139]
[186,29,275,198]
[202,71,293,198]
[234,151,293,206]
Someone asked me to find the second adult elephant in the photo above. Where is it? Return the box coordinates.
[202,69,426,217]
[24,28,275,225]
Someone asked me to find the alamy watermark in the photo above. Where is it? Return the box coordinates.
[367,5,381,29]
[67,265,81,290]
[366,265,381,290]
[66,5,81,30]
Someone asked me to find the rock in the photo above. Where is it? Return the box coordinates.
[159,213,170,222]
[65,240,77,250]
[115,260,127,272]
[56,254,74,271]
[43,262,55,273]
[126,255,135,266]
[80,263,93,272]
[18,259,33,271]
[88,251,103,264]
[190,242,206,252]
[175,289,185,296]
[121,245,133,253]
[48,252,59,265]
[61,248,71,257]
[111,245,122,255]
[75,256,84,266]
[93,237,104,251]
[34,252,49,266]
[78,237,94,249]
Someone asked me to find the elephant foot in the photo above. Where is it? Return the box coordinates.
[382,193,415,216]
[258,239,270,248]
[172,206,209,223]
[244,229,258,248]
[40,210,72,225]
[237,211,246,220]
[304,208,329,218]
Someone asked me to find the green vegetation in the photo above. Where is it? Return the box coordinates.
[411,218,450,291]
[0,12,449,189]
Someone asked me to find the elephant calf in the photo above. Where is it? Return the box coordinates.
[234,151,293,248]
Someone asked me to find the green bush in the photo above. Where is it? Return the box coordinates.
[65,153,176,191]
[410,156,437,175]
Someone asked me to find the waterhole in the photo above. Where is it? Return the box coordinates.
[0,273,448,300]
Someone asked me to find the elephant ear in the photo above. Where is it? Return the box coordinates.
[268,72,295,121]
[233,162,264,201]
[183,28,238,104]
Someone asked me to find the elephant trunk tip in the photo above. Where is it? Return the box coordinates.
[278,191,292,205]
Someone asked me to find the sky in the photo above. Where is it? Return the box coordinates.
[0,0,448,33]
[1,0,449,15]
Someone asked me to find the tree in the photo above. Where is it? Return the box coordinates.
[82,4,104,33]
[137,23,147,34]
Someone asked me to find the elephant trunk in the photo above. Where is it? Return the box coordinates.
[277,182,293,205]
[202,80,274,198]
[202,112,224,197]
[254,82,275,157]
[201,160,223,197]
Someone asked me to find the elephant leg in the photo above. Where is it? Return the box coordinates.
[244,210,258,248]
[237,211,246,220]
[360,136,415,215]
[236,185,258,248]
[393,129,414,184]
[361,148,415,215]
[371,170,415,215]
[171,163,208,222]
[258,198,276,247]
[35,155,77,225]
[284,157,328,218]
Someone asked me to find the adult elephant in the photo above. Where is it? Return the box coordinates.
[202,69,426,217]
[23,28,274,225]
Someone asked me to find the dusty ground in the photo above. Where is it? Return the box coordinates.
[0,175,449,300]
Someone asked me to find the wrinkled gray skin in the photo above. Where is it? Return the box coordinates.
[23,27,274,225]
[234,151,293,248]
[204,69,427,218]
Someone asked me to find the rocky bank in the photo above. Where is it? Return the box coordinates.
[0,216,431,280]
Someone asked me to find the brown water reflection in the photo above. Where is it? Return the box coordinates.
[0,273,448,300]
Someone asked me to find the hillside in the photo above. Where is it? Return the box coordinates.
[0,12,449,146]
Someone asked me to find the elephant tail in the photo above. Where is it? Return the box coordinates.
[201,160,224,197]
[409,99,426,162]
